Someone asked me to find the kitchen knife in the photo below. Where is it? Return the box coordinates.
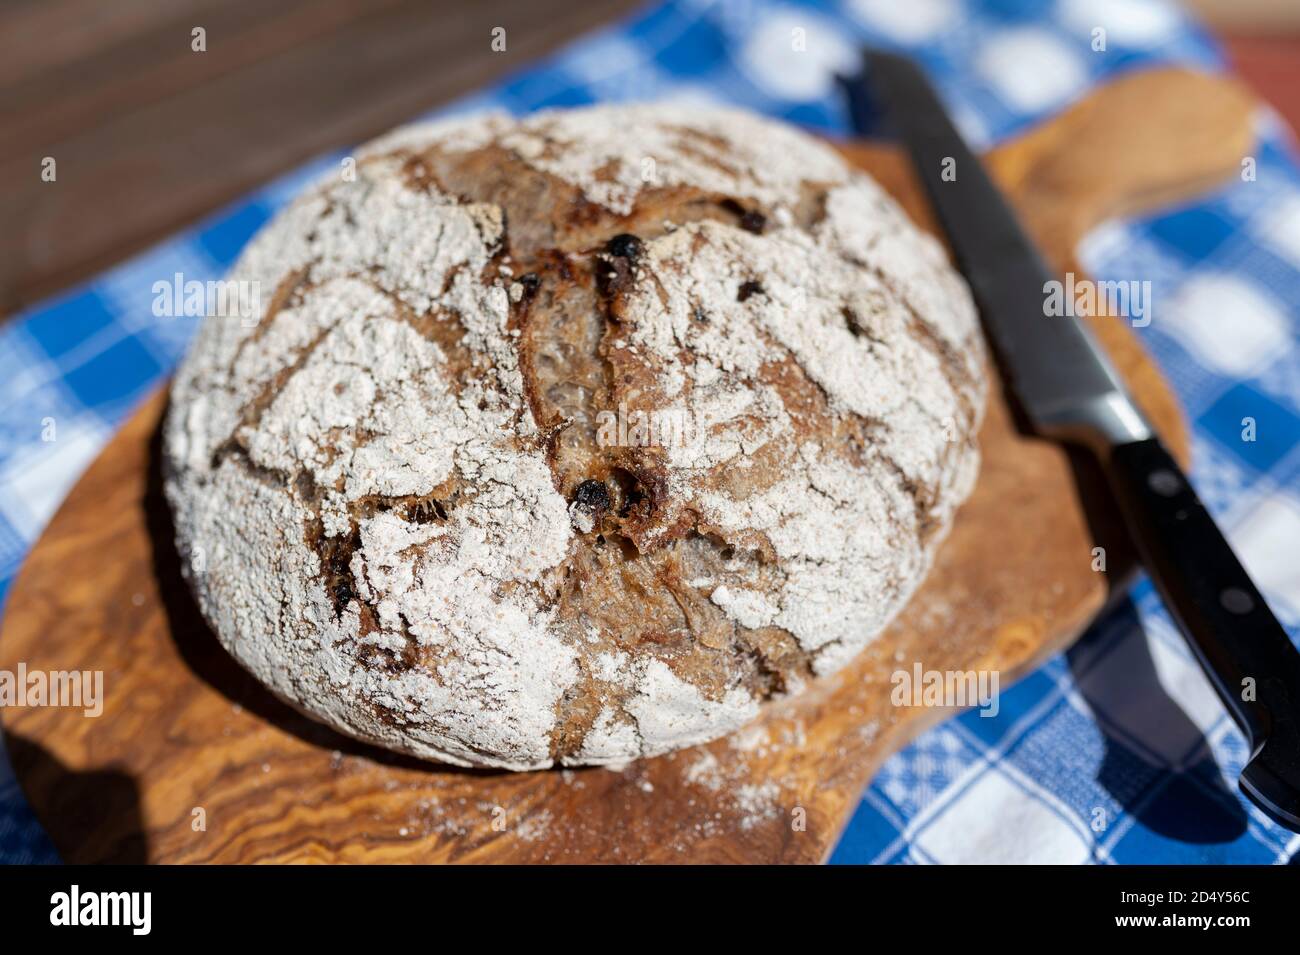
[845,49,1300,832]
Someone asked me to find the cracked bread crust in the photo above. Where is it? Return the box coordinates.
[163,104,987,770]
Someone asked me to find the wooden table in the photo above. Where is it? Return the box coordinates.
[1,2,1296,323]
[0,0,641,319]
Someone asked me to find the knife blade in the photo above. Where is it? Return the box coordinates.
[846,49,1300,832]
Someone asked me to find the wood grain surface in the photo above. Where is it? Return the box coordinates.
[0,0,643,317]
[0,68,1252,863]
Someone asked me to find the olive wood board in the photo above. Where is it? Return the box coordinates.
[0,68,1253,863]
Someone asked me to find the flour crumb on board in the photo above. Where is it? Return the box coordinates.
[673,722,803,835]
[685,751,724,791]
[515,810,553,843]
[734,782,781,831]
[730,723,772,756]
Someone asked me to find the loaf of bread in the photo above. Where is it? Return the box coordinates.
[163,104,987,770]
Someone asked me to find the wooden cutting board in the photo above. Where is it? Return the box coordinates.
[0,68,1252,863]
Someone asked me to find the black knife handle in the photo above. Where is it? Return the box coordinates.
[1105,438,1300,777]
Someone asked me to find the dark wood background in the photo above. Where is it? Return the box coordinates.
[0,0,1295,323]
[0,0,642,319]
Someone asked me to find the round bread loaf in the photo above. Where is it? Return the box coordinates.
[164,104,987,770]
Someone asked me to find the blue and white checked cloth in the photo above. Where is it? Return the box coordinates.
[2,0,1299,864]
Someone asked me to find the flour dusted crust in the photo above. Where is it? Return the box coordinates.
[164,104,987,770]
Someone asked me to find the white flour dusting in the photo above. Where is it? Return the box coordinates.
[164,103,985,771]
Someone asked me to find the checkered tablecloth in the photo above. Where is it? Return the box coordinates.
[3,0,1299,864]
